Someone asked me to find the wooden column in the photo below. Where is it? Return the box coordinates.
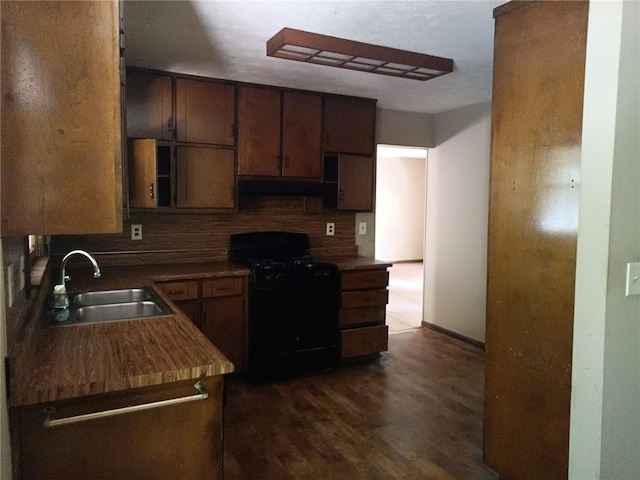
[484,1,588,478]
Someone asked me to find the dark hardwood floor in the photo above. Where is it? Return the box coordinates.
[223,329,498,479]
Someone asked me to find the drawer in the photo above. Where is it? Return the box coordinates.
[158,281,198,301]
[341,270,389,290]
[339,305,386,327]
[202,277,243,298]
[341,289,389,309]
[341,325,389,358]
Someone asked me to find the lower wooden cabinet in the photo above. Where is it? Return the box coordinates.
[11,376,224,480]
[339,268,390,360]
[157,276,248,373]
[201,277,247,373]
[341,325,389,358]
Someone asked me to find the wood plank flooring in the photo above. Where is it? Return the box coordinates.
[387,262,424,333]
[223,328,497,479]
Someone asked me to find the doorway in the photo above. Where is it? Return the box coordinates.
[374,145,427,333]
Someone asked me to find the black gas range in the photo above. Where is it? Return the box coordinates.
[229,232,340,381]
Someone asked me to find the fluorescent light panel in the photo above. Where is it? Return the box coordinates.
[267,28,454,81]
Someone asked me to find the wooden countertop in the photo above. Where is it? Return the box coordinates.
[319,255,393,270]
[9,261,249,407]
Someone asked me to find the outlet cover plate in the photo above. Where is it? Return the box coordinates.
[358,222,367,235]
[131,224,142,240]
[326,223,335,236]
[626,262,640,296]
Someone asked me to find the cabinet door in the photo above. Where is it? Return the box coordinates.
[126,70,173,140]
[174,300,200,327]
[175,78,235,145]
[237,87,281,176]
[128,139,158,208]
[1,1,123,235]
[202,297,246,373]
[176,147,235,209]
[338,154,374,211]
[14,377,224,480]
[324,96,376,155]
[282,92,322,178]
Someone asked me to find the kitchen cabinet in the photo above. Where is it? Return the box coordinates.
[1,0,123,235]
[11,376,224,480]
[157,280,199,325]
[158,277,248,373]
[126,70,173,141]
[323,154,374,211]
[484,1,588,479]
[175,78,235,146]
[339,269,389,360]
[238,87,322,179]
[324,96,376,156]
[201,277,247,373]
[175,147,235,209]
[128,139,236,211]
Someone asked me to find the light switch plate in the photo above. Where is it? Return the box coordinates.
[625,262,640,296]
[19,254,25,290]
[358,222,367,235]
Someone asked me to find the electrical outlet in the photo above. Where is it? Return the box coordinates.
[358,222,367,235]
[326,223,335,236]
[19,254,25,290]
[131,224,142,240]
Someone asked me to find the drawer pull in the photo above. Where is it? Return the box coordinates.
[43,381,208,428]
[216,286,230,291]
[168,290,185,295]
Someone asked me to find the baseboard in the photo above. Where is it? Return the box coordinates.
[422,321,485,350]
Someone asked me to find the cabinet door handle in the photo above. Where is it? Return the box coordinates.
[149,183,155,199]
[339,188,345,201]
[284,156,290,168]
[231,123,236,138]
[276,155,282,170]
[167,117,172,135]
[230,187,235,201]
[43,381,208,428]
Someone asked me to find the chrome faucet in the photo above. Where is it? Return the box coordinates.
[53,250,101,308]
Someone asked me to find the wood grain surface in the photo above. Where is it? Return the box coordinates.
[484,1,588,478]
[52,196,360,265]
[8,261,246,407]
[224,328,498,479]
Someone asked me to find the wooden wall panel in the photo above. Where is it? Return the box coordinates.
[51,197,358,265]
[483,2,588,479]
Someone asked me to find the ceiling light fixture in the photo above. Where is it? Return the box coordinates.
[267,27,454,82]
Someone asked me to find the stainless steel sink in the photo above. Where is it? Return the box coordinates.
[48,287,174,326]
[72,301,170,323]
[71,288,151,306]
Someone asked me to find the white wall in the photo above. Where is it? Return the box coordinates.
[375,155,425,262]
[569,1,640,478]
[376,108,434,148]
[423,102,491,342]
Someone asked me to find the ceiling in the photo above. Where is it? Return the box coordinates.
[124,0,503,115]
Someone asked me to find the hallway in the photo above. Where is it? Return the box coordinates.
[386,261,424,333]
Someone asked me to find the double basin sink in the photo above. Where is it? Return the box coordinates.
[49,287,175,326]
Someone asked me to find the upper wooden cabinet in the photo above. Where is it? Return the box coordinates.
[1,1,123,235]
[126,70,173,140]
[338,155,374,211]
[237,87,281,176]
[175,78,235,146]
[176,147,235,209]
[128,139,236,211]
[238,87,322,179]
[324,96,376,156]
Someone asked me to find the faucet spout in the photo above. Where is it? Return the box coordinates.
[61,249,101,285]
